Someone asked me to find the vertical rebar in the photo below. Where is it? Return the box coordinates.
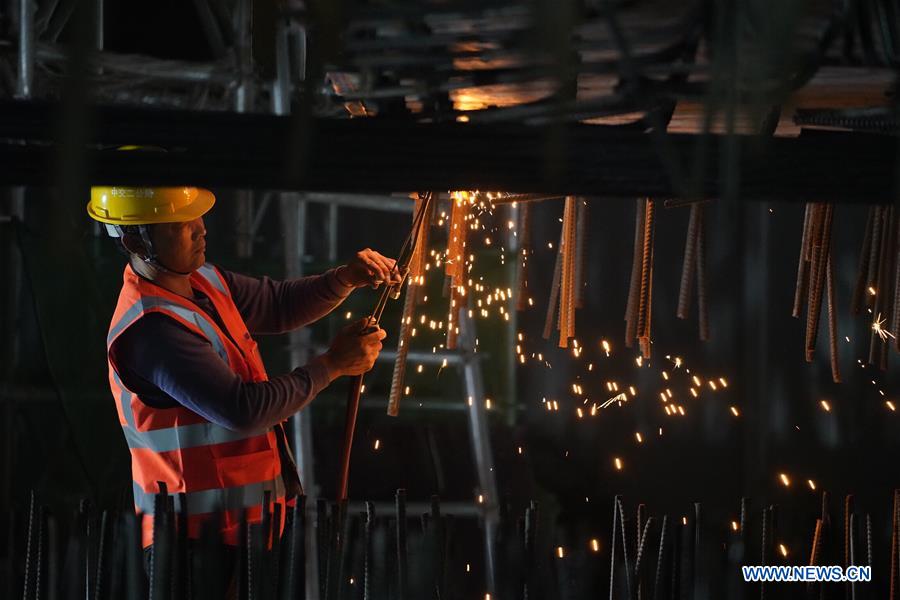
[625,199,645,347]
[396,489,409,600]
[609,496,620,600]
[22,490,36,600]
[16,0,35,99]
[363,502,374,600]
[793,203,813,318]
[678,204,701,320]
[652,515,667,600]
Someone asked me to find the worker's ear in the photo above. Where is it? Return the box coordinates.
[120,231,149,258]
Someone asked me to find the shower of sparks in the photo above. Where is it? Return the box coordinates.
[872,313,895,341]
[601,393,629,409]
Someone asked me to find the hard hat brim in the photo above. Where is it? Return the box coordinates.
[86,187,216,225]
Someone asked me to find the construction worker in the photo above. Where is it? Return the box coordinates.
[87,186,396,567]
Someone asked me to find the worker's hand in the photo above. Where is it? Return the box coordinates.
[338,248,405,289]
[320,317,387,378]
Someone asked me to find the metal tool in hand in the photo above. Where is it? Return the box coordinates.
[337,192,433,501]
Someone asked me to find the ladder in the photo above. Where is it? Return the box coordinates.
[278,192,506,598]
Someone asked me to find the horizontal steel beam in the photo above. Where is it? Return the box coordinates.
[0,100,896,203]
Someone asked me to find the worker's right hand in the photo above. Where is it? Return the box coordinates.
[321,317,387,378]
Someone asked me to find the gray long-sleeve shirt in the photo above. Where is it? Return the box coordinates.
[109,266,352,432]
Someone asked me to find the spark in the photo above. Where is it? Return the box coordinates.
[601,393,628,408]
[673,357,682,369]
[662,371,669,380]
[820,400,831,412]
[590,539,600,552]
[692,375,702,387]
[719,377,728,388]
[731,521,739,532]
[614,457,623,470]
[730,406,740,417]
[887,401,896,412]
[807,479,816,491]
[601,340,611,356]
[374,439,380,450]
[872,313,895,341]
[867,286,877,296]
[635,432,643,443]
[517,446,523,455]
[556,547,565,559]
[779,473,790,487]
[778,544,788,557]
[477,494,484,504]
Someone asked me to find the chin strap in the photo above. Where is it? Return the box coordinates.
[108,223,193,276]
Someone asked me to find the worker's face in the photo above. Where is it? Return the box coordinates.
[149,217,207,273]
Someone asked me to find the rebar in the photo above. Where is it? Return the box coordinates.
[396,489,409,600]
[677,203,700,320]
[625,199,645,347]
[793,203,813,318]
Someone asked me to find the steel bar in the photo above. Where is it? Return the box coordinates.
[1,101,900,201]
[793,203,813,318]
[363,502,374,600]
[396,490,409,600]
[17,0,35,99]
[625,199,645,347]
[543,225,564,341]
[677,203,700,320]
[827,251,841,382]
[609,496,619,600]
[652,515,667,600]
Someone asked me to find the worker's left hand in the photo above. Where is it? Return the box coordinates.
[338,248,405,289]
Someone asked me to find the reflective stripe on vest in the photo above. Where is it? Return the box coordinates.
[132,477,286,515]
[108,296,229,363]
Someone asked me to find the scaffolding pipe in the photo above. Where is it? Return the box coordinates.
[17,0,35,98]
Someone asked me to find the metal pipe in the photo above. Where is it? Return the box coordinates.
[17,0,35,98]
[459,310,498,593]
[303,193,413,213]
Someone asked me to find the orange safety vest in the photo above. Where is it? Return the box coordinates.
[107,263,292,547]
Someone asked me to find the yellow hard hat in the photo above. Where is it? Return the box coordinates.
[87,186,215,225]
